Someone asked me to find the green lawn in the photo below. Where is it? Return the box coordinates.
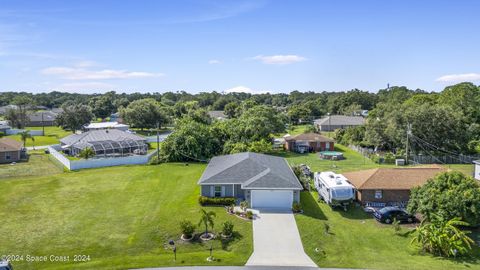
[7,126,73,147]
[0,152,63,179]
[296,191,480,270]
[0,163,253,270]
[282,144,388,173]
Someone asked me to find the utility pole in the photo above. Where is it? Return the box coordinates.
[406,123,412,164]
[41,112,45,135]
[156,121,160,163]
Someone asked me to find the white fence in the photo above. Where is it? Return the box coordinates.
[6,129,44,136]
[48,144,157,170]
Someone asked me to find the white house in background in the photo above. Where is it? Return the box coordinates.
[85,121,129,131]
[474,160,480,180]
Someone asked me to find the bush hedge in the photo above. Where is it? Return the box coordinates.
[198,196,236,206]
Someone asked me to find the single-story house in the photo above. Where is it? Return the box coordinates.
[0,137,25,163]
[208,110,227,121]
[84,122,130,131]
[314,115,365,132]
[60,129,147,157]
[27,111,58,127]
[109,112,124,123]
[343,166,445,205]
[0,105,18,115]
[284,133,334,153]
[474,160,480,181]
[198,152,303,209]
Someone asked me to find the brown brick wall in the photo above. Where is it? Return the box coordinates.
[358,189,410,204]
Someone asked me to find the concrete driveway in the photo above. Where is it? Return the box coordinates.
[246,209,317,267]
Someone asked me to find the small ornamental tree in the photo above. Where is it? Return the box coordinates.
[179,220,195,239]
[221,221,234,236]
[408,171,480,226]
[198,209,216,237]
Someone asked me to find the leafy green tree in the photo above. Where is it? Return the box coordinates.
[287,105,312,124]
[224,102,240,118]
[179,220,196,238]
[198,209,216,236]
[79,147,96,159]
[247,140,273,154]
[89,94,116,119]
[121,98,169,129]
[408,171,480,226]
[160,118,222,161]
[439,82,480,123]
[56,104,94,132]
[411,215,474,257]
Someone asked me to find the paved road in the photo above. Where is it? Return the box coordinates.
[246,209,317,267]
[134,267,347,270]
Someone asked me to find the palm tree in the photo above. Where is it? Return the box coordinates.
[19,130,33,147]
[198,209,216,237]
[79,147,96,159]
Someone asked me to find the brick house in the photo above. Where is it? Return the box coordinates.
[284,133,334,153]
[343,167,445,205]
[0,137,24,163]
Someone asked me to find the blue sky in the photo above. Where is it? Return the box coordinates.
[0,0,479,94]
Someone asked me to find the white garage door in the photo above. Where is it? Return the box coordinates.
[251,190,293,209]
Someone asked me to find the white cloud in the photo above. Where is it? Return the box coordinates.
[224,85,270,94]
[208,59,221,64]
[252,54,306,65]
[436,73,480,83]
[41,66,164,80]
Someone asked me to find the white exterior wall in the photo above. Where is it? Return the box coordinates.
[48,144,157,170]
[474,162,480,181]
[6,129,44,136]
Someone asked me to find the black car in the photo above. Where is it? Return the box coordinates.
[373,207,415,224]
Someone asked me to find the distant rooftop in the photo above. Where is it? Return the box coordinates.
[314,115,365,126]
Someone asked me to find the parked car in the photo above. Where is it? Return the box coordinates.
[373,207,415,224]
[0,260,13,270]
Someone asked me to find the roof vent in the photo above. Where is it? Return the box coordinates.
[335,176,342,185]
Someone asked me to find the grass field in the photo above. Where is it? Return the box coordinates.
[7,126,72,147]
[0,152,63,179]
[296,191,480,270]
[0,163,253,270]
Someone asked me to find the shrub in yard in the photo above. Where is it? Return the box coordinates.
[411,215,474,257]
[246,210,254,219]
[198,196,236,206]
[392,218,401,234]
[240,200,249,211]
[180,220,195,238]
[292,202,302,213]
[222,221,234,236]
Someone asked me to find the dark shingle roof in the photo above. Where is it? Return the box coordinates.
[198,152,302,190]
[28,111,58,122]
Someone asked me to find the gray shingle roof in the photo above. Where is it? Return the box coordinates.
[28,111,58,122]
[60,129,145,147]
[314,115,365,126]
[198,152,302,190]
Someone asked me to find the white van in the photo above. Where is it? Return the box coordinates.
[314,171,355,210]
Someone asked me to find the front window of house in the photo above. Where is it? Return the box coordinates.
[214,186,222,197]
[375,190,383,199]
[5,154,11,160]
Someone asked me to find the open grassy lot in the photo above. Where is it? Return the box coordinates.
[7,126,72,147]
[296,191,480,270]
[0,163,252,270]
[0,151,63,179]
[281,144,388,173]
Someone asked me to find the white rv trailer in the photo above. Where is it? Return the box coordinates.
[314,171,355,210]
